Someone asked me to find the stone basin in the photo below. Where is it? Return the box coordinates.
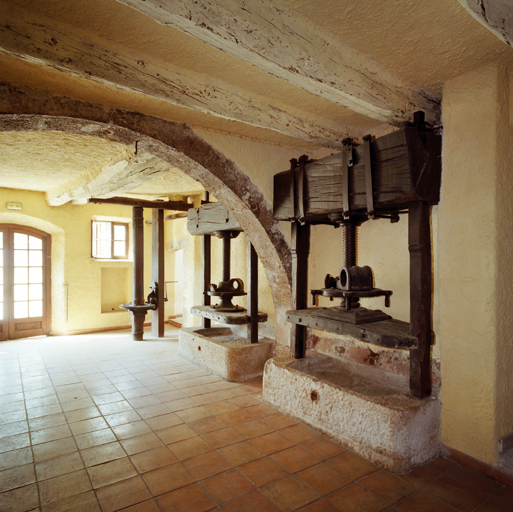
[179,326,274,382]
[263,354,441,473]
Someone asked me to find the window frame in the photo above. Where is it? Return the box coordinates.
[91,220,129,260]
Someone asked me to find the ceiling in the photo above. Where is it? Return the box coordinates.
[0,0,512,205]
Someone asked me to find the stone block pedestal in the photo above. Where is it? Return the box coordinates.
[263,355,441,473]
[179,327,274,382]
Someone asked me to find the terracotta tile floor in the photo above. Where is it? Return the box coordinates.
[1,329,512,512]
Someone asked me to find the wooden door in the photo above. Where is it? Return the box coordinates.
[0,225,50,340]
[0,227,7,341]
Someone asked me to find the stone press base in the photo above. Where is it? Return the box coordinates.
[263,355,441,473]
[179,327,274,382]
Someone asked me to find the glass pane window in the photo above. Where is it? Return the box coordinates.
[14,301,28,319]
[14,233,28,249]
[29,267,43,284]
[113,241,126,257]
[92,221,128,259]
[29,250,43,267]
[14,284,28,301]
[14,267,28,284]
[29,284,43,301]
[29,300,43,318]
[14,250,28,267]
[113,224,126,241]
[29,236,42,250]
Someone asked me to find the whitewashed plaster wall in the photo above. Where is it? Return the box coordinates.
[439,62,513,465]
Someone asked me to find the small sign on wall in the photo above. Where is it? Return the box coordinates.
[6,202,22,210]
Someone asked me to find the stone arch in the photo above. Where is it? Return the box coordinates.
[0,84,293,350]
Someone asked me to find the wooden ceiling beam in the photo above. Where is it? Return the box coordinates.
[146,213,189,223]
[0,6,362,147]
[89,196,191,210]
[117,0,441,125]
[46,152,171,206]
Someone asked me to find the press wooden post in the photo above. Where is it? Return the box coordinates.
[202,191,211,329]
[291,220,310,358]
[202,233,211,329]
[409,201,432,398]
[151,208,165,337]
[132,206,145,341]
[247,238,258,344]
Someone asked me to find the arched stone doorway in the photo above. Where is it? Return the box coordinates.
[0,84,293,351]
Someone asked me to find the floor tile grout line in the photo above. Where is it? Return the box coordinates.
[21,348,43,512]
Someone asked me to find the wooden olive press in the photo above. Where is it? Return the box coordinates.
[187,201,268,344]
[207,230,247,312]
[273,111,442,398]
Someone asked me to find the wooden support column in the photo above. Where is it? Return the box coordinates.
[132,206,145,341]
[247,238,258,344]
[202,193,211,329]
[409,202,432,399]
[202,233,212,329]
[291,221,310,358]
[151,208,165,338]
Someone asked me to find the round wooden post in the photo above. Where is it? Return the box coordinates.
[132,206,145,340]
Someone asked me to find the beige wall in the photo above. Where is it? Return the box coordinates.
[439,63,513,465]
[0,188,153,335]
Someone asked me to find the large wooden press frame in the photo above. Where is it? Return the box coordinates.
[275,114,441,400]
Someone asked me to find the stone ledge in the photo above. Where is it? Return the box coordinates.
[179,326,274,382]
[263,355,441,473]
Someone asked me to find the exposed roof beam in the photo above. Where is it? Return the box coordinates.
[146,213,188,223]
[0,7,362,147]
[46,152,171,206]
[89,197,191,210]
[117,0,440,125]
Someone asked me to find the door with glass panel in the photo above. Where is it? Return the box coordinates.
[0,225,50,340]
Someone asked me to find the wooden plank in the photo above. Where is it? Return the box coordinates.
[151,209,165,338]
[286,308,418,350]
[274,127,441,221]
[247,240,259,344]
[90,197,190,210]
[291,221,310,358]
[409,202,432,398]
[191,306,267,325]
[187,202,242,236]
